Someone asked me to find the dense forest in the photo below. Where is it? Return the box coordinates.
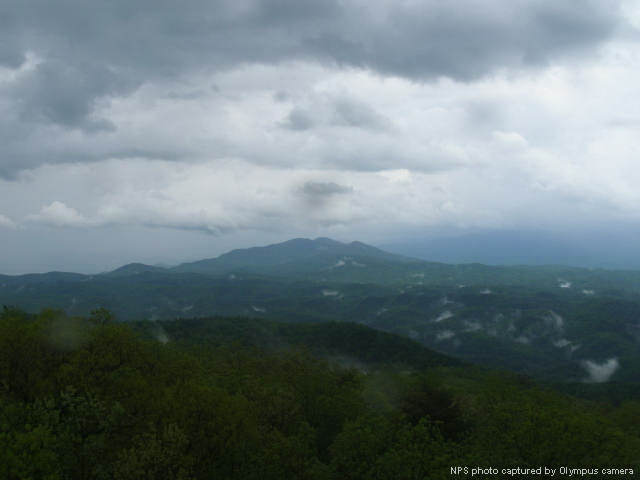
[2,307,639,479]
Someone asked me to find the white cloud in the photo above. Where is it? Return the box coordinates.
[0,214,16,229]
[4,158,472,236]
[583,358,619,383]
[27,201,92,228]
[433,310,454,322]
[4,48,640,235]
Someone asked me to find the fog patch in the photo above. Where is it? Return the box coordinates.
[331,256,366,268]
[464,321,482,332]
[553,338,571,348]
[544,311,564,331]
[440,296,454,305]
[433,310,454,322]
[154,326,169,345]
[582,358,619,383]
[436,330,455,341]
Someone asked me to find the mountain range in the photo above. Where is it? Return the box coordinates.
[3,237,640,384]
[4,235,639,297]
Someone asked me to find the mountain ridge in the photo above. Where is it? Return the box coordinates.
[3,236,638,280]
[4,237,640,383]
[169,236,421,278]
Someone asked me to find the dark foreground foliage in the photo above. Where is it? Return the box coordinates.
[1,307,639,479]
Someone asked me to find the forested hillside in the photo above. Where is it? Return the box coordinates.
[3,275,640,384]
[1,307,639,479]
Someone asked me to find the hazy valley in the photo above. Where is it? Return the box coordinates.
[4,237,640,386]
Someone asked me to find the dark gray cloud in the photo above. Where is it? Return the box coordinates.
[0,0,626,177]
[0,116,185,179]
[14,60,121,131]
[331,98,390,130]
[282,98,389,132]
[166,89,208,101]
[2,0,620,116]
[301,181,354,197]
[283,108,316,131]
[0,7,24,67]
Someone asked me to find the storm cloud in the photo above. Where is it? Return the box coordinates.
[0,1,622,149]
[1,0,640,272]
[0,0,626,176]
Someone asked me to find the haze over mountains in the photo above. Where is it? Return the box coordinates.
[3,237,640,384]
[8,236,640,290]
[382,229,640,269]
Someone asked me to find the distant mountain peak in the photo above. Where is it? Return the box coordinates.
[314,237,343,245]
[106,263,166,276]
[170,237,413,277]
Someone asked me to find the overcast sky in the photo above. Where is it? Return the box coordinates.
[1,0,640,273]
